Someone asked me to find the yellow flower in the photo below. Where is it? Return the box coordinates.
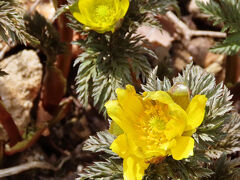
[70,0,130,33]
[105,85,207,180]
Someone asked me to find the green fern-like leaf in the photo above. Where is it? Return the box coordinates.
[53,0,73,22]
[73,30,152,114]
[208,155,240,180]
[173,64,233,147]
[78,131,123,180]
[210,32,240,55]
[144,153,213,180]
[82,131,116,155]
[197,0,240,55]
[139,0,179,15]
[197,0,240,33]
[0,0,39,45]
[77,157,123,180]
[24,12,65,62]
[207,113,240,158]
[141,67,172,92]
[74,47,131,114]
[75,51,98,107]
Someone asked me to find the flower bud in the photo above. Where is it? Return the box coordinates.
[168,83,190,110]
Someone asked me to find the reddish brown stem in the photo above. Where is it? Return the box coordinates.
[225,53,240,84]
[0,102,22,146]
[230,82,240,103]
[6,97,72,155]
[42,66,66,113]
[0,140,4,165]
[128,58,142,89]
[55,0,74,78]
[5,124,47,156]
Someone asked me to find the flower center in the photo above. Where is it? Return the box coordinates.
[133,100,174,159]
[150,116,166,131]
[144,101,169,132]
[94,5,114,23]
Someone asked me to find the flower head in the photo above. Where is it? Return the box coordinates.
[105,85,207,180]
[70,0,130,33]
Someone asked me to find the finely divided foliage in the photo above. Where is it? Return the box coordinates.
[79,64,239,179]
[197,0,240,55]
[197,0,240,32]
[143,63,233,147]
[83,131,116,156]
[0,0,38,45]
[24,12,65,62]
[78,159,123,180]
[78,131,123,180]
[208,154,240,180]
[174,64,233,147]
[207,113,240,159]
[73,32,150,114]
[210,32,240,55]
[141,67,172,92]
[138,0,179,15]
[70,0,161,114]
[64,0,179,114]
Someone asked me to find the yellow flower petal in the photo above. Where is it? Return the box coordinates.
[143,91,174,105]
[110,133,129,158]
[164,102,187,139]
[118,0,130,18]
[114,0,120,8]
[164,117,185,140]
[171,136,194,160]
[116,85,144,123]
[185,95,207,132]
[123,156,149,180]
[182,129,196,136]
[109,121,123,136]
[144,139,176,158]
[70,2,89,25]
[106,84,207,179]
[105,100,133,134]
[110,133,145,161]
[70,0,129,33]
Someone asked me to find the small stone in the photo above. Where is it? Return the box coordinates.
[20,0,56,21]
[136,24,175,66]
[0,50,42,140]
[205,53,226,74]
[187,37,215,67]
[136,25,174,49]
[172,43,193,71]
[36,0,56,20]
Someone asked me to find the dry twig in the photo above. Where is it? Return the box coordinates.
[166,11,226,40]
[29,0,42,13]
[0,156,71,178]
[0,161,56,178]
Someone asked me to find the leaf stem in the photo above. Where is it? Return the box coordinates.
[0,102,22,146]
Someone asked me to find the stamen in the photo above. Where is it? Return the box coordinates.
[94,5,114,23]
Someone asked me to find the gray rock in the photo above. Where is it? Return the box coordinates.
[0,50,42,140]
